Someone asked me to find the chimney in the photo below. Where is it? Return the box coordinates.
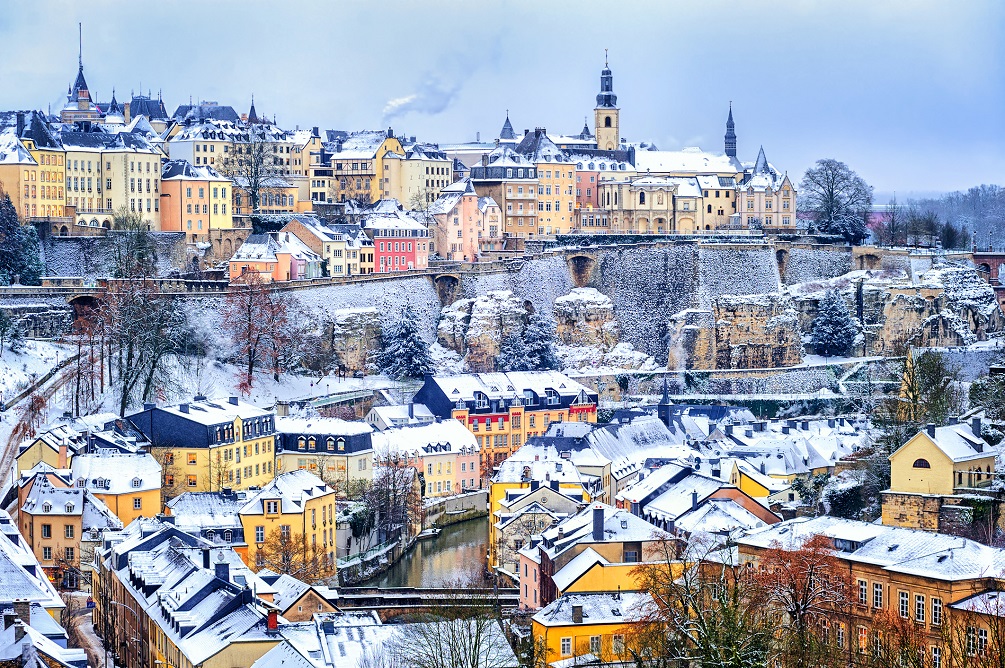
[926,423,936,438]
[530,480,539,492]
[949,416,959,426]
[387,127,393,139]
[13,600,29,625]
[229,396,239,406]
[408,403,414,419]
[745,429,753,438]
[724,424,733,436]
[592,505,604,541]
[15,112,25,137]
[2,614,14,630]
[572,604,583,624]
[202,548,211,568]
[267,609,278,631]
[275,401,289,417]
[972,417,982,439]
[801,420,810,431]
[759,462,766,475]
[143,402,156,411]
[550,480,559,492]
[58,440,68,469]
[215,559,230,582]
[322,619,335,634]
[781,426,790,435]
[523,129,529,137]
[194,394,207,401]
[179,403,189,414]
[827,418,835,428]
[691,490,698,511]
[13,620,25,644]
[312,126,319,137]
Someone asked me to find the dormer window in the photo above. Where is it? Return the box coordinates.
[327,437,335,452]
[337,438,345,451]
[224,530,232,543]
[77,479,86,488]
[308,437,316,451]
[545,389,560,406]
[43,502,52,513]
[131,478,141,488]
[298,436,306,451]
[65,503,74,513]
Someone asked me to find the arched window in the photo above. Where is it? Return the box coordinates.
[639,192,645,205]
[326,437,335,451]
[604,116,612,128]
[913,459,931,469]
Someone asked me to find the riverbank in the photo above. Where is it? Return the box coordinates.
[423,489,488,528]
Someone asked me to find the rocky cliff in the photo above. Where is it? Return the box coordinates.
[436,291,528,372]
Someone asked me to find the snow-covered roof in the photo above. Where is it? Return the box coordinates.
[0,129,36,165]
[739,516,1005,582]
[674,498,770,536]
[429,371,593,403]
[324,129,389,159]
[276,416,373,437]
[70,451,161,494]
[539,504,660,559]
[20,477,123,532]
[372,419,478,459]
[166,491,248,533]
[532,591,653,627]
[0,511,64,609]
[551,547,609,592]
[156,396,272,426]
[240,470,335,516]
[161,158,228,181]
[634,146,743,174]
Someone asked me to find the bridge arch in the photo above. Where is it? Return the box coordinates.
[567,253,596,288]
[775,248,789,277]
[433,274,461,306]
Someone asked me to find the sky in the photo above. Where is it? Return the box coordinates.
[0,0,1001,197]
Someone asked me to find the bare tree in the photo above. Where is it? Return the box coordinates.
[219,125,287,216]
[254,526,338,586]
[105,207,158,278]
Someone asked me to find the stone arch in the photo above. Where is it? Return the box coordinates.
[977,262,992,276]
[68,295,102,322]
[678,218,693,233]
[859,253,882,270]
[101,219,111,229]
[433,274,461,306]
[223,238,234,256]
[567,254,596,288]
[59,226,69,236]
[775,248,789,277]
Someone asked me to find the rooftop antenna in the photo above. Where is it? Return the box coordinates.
[604,48,608,67]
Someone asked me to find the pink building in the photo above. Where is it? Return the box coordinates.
[371,419,481,497]
[360,199,430,273]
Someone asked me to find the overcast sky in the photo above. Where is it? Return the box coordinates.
[1,0,1001,197]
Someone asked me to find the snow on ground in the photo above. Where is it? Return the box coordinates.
[0,340,75,405]
[429,342,466,375]
[557,342,659,375]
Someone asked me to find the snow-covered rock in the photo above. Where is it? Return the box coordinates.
[436,291,528,372]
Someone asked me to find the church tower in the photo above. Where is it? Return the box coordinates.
[594,52,620,151]
[724,103,737,158]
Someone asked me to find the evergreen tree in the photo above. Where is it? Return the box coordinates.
[523,312,561,371]
[495,329,532,372]
[378,309,432,379]
[0,194,42,286]
[810,290,858,357]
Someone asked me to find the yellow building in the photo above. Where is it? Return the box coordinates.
[274,415,375,493]
[127,397,278,495]
[310,130,403,205]
[381,142,453,207]
[0,111,64,223]
[596,175,705,234]
[514,128,577,235]
[159,159,234,243]
[469,145,540,238]
[20,117,66,221]
[882,417,994,531]
[238,469,338,569]
[531,592,650,665]
[69,452,162,525]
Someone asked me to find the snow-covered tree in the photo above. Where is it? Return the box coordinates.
[811,290,857,357]
[0,194,42,285]
[378,308,432,380]
[800,159,872,244]
[495,330,532,372]
[522,312,561,371]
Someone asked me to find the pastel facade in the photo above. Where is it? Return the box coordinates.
[372,420,481,497]
[228,231,323,282]
[430,178,482,261]
[274,416,374,493]
[159,159,233,242]
[532,592,649,665]
[381,142,453,206]
[469,146,539,238]
[127,397,278,494]
[515,128,577,235]
[69,451,162,526]
[360,200,430,272]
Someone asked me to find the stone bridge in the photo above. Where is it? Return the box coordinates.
[335,586,519,622]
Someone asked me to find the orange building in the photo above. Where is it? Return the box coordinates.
[160,159,234,243]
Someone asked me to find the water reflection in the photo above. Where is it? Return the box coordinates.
[365,518,488,588]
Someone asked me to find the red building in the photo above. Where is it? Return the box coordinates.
[974,249,1005,310]
[360,200,430,273]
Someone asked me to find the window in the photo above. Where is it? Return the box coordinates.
[41,524,51,539]
[255,526,265,543]
[590,636,601,654]
[266,500,279,514]
[931,646,941,668]
[560,638,572,656]
[912,459,931,468]
[613,634,625,654]
[836,623,845,648]
[65,525,74,539]
[899,591,909,618]
[131,478,141,488]
[187,475,197,487]
[932,598,942,625]
[133,498,142,510]
[857,626,868,653]
[42,547,52,561]
[188,453,198,465]
[873,582,883,609]
[915,594,925,622]
[65,547,75,562]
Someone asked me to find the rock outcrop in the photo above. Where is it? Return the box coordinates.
[667,294,803,370]
[325,307,382,372]
[552,288,657,372]
[436,291,528,372]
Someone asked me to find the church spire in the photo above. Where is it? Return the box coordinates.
[724,102,737,158]
[499,110,516,140]
[596,55,617,109]
[248,95,258,123]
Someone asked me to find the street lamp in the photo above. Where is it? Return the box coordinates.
[107,599,145,668]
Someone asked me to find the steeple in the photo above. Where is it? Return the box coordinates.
[753,145,770,175]
[657,376,672,427]
[499,110,515,140]
[595,55,617,109]
[724,102,737,158]
[593,52,620,151]
[248,95,258,123]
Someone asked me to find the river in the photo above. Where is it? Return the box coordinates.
[364,518,489,588]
